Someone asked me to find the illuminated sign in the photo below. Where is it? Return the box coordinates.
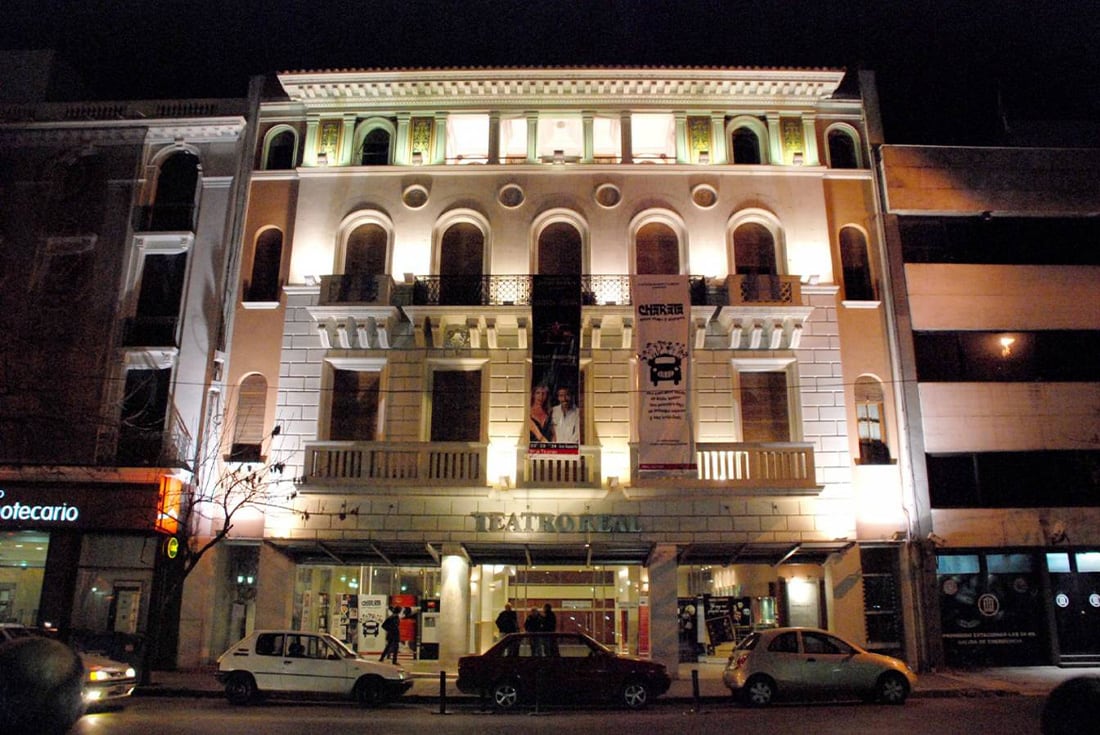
[470,511,641,533]
[0,489,79,523]
[164,536,179,559]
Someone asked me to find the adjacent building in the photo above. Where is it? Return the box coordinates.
[190,67,917,673]
[877,143,1100,667]
[0,86,253,667]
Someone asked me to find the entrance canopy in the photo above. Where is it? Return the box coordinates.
[267,539,854,567]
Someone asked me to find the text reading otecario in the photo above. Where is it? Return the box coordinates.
[0,501,80,522]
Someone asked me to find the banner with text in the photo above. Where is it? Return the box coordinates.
[634,275,696,475]
[529,275,581,455]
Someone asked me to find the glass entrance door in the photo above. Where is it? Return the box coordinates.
[1048,552,1100,663]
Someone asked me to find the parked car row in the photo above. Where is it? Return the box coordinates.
[211,627,917,710]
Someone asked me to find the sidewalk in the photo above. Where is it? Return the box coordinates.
[135,657,1100,702]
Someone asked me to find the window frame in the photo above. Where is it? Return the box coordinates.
[321,357,387,442]
[730,357,801,443]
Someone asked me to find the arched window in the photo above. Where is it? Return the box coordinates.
[731,127,762,164]
[733,223,777,275]
[538,222,583,275]
[345,223,388,276]
[839,226,875,301]
[439,222,485,304]
[361,127,392,166]
[247,228,283,302]
[230,374,268,462]
[635,222,680,275]
[263,128,297,170]
[150,150,199,231]
[827,126,861,169]
[855,376,890,464]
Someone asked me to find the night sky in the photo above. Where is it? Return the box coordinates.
[3,0,1097,144]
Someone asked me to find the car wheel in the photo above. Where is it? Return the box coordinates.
[620,679,650,710]
[354,676,384,707]
[224,672,257,705]
[742,675,776,707]
[491,679,520,710]
[875,671,910,705]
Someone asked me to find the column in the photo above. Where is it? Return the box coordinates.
[303,114,320,166]
[488,111,500,164]
[395,113,411,165]
[710,112,728,164]
[619,111,633,164]
[674,111,689,164]
[438,544,471,671]
[433,112,448,164]
[801,113,820,166]
[765,113,782,165]
[340,114,357,166]
[582,111,595,163]
[525,111,539,163]
[647,544,680,677]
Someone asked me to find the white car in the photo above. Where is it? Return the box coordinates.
[216,630,412,706]
[0,624,137,708]
[723,627,917,706]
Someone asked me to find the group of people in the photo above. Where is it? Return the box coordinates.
[529,385,579,444]
[495,602,557,636]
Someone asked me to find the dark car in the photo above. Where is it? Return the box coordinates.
[456,632,670,710]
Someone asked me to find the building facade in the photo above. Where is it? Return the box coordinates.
[0,94,252,667]
[183,66,922,674]
[878,144,1100,667]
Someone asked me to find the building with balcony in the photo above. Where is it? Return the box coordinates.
[0,91,252,667]
[878,144,1100,667]
[203,67,914,673]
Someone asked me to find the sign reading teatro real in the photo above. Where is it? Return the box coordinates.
[471,511,641,534]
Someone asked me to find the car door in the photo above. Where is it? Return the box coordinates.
[248,632,288,691]
[761,631,809,694]
[543,634,610,703]
[280,634,351,695]
[799,631,885,697]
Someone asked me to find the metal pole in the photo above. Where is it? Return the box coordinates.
[439,670,447,714]
[692,668,700,710]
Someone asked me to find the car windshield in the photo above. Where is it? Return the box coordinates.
[324,634,358,659]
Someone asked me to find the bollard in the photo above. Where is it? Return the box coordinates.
[439,670,447,714]
[692,669,701,711]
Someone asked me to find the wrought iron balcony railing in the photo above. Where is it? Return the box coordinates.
[410,274,713,307]
[317,274,395,305]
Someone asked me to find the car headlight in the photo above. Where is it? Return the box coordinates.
[88,670,112,682]
[125,667,136,678]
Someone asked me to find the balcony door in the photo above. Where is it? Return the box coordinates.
[733,222,780,301]
[341,224,387,301]
[538,222,582,275]
[430,370,481,442]
[739,371,790,442]
[439,223,484,305]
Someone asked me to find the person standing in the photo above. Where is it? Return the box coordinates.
[495,602,519,636]
[550,386,579,443]
[524,607,541,632]
[379,606,400,664]
[540,603,557,632]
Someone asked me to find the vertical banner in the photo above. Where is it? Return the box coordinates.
[357,594,389,656]
[634,275,696,475]
[529,275,581,455]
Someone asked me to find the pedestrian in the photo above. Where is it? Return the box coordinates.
[379,606,400,664]
[524,607,541,632]
[495,602,519,636]
[540,603,557,632]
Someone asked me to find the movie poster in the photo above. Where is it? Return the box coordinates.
[634,275,696,475]
[529,275,582,455]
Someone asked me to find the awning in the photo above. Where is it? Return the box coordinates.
[677,541,856,566]
[267,538,854,567]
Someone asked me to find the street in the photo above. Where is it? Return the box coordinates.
[74,695,1047,735]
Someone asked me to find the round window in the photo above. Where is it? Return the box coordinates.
[498,184,525,208]
[691,184,718,209]
[594,183,621,209]
[402,184,429,209]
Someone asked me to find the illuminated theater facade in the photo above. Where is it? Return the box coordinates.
[188,67,914,673]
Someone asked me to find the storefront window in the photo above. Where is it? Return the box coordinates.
[0,531,48,626]
[72,534,155,635]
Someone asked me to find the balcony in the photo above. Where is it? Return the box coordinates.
[132,204,196,233]
[318,274,395,306]
[411,274,713,307]
[726,274,802,306]
[303,441,486,489]
[627,442,819,496]
[122,316,178,347]
[517,445,602,490]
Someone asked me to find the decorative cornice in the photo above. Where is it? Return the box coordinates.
[276,67,849,112]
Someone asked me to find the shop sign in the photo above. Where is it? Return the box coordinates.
[470,511,641,534]
[0,489,80,523]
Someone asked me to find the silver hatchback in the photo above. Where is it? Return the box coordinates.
[723,627,916,706]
